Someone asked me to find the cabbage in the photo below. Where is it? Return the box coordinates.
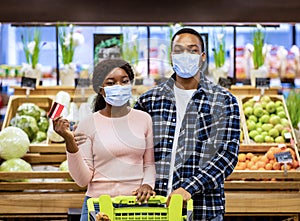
[32,131,47,143]
[0,126,30,160]
[14,115,39,141]
[0,158,32,182]
[37,116,49,132]
[59,160,73,181]
[17,103,41,122]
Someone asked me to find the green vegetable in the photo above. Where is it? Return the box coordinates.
[14,115,39,141]
[17,103,41,122]
[59,160,73,181]
[0,126,30,160]
[0,158,32,182]
[286,90,300,128]
[32,131,47,143]
[37,116,49,132]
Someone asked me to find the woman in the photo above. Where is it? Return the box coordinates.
[53,59,156,221]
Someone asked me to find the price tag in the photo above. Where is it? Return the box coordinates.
[76,78,90,88]
[274,151,293,164]
[21,76,36,89]
[255,77,270,89]
[218,77,233,89]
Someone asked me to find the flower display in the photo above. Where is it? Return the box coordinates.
[59,24,84,65]
[21,29,43,69]
[213,31,226,68]
[252,24,265,69]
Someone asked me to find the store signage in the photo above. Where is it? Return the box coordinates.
[274,151,293,164]
[255,77,270,88]
[21,76,36,89]
[75,78,90,88]
[218,77,233,89]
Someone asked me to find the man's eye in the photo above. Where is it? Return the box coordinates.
[191,49,199,54]
[123,79,130,84]
[106,82,114,85]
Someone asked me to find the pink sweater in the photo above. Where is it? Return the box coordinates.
[66,109,156,198]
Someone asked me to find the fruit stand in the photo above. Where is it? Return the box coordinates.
[0,86,299,220]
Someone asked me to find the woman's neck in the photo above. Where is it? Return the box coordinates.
[100,105,131,118]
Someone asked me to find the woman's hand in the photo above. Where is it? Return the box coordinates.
[96,212,110,221]
[53,116,73,140]
[132,184,156,204]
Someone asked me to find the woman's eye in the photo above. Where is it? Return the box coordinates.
[106,82,114,85]
[123,79,130,84]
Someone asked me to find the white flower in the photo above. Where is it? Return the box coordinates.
[72,32,84,46]
[27,41,36,55]
[217,33,224,43]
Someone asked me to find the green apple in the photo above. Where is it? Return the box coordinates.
[254,134,264,143]
[264,135,274,143]
[280,118,290,127]
[281,128,290,137]
[275,136,285,143]
[261,131,268,138]
[259,114,270,123]
[266,101,276,113]
[274,124,284,133]
[244,106,253,117]
[269,128,279,138]
[277,111,286,119]
[253,103,263,109]
[256,122,262,129]
[269,115,281,125]
[243,101,253,109]
[248,115,258,123]
[249,130,259,139]
[256,127,263,134]
[261,95,271,103]
[276,106,285,113]
[253,107,264,118]
[262,123,273,132]
[275,100,283,107]
[247,120,257,131]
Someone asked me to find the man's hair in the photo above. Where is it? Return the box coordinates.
[171,28,205,52]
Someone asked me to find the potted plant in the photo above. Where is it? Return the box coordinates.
[212,30,228,83]
[59,24,84,86]
[250,24,268,86]
[21,28,45,85]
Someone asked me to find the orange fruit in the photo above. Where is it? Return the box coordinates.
[239,162,247,170]
[265,163,273,170]
[266,151,275,160]
[251,156,259,163]
[246,152,255,160]
[272,162,281,170]
[238,153,247,162]
[256,161,266,169]
[260,155,269,164]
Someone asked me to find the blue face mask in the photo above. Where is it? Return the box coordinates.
[103,84,132,106]
[172,53,201,78]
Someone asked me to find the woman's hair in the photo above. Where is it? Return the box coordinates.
[92,59,134,112]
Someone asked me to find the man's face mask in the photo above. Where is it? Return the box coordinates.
[171,52,201,78]
[103,84,132,106]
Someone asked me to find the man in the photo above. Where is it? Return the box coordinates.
[134,28,240,221]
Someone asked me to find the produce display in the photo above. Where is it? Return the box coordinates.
[0,158,32,181]
[9,102,49,143]
[235,146,299,171]
[242,95,293,144]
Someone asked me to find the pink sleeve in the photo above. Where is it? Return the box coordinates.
[66,120,94,187]
[142,114,156,188]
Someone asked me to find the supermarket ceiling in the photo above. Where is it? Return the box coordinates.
[1,0,300,25]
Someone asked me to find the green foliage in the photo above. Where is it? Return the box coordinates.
[286,90,300,128]
[21,28,42,69]
[213,30,226,68]
[252,25,265,69]
[59,25,75,65]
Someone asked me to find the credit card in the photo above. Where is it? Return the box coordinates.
[48,102,65,119]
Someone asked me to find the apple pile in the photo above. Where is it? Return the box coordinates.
[243,95,291,143]
[235,146,299,170]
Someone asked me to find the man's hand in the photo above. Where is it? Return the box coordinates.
[167,187,191,207]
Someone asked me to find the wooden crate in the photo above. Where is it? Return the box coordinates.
[225,144,300,191]
[238,95,298,147]
[1,95,54,130]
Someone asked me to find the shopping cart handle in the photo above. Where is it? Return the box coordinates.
[113,195,167,205]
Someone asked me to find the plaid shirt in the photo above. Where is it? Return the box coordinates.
[134,73,240,220]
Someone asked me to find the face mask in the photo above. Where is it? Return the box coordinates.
[103,84,132,106]
[172,53,201,78]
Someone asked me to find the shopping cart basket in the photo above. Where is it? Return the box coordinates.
[87,194,193,221]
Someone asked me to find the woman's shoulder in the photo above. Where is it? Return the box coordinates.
[131,108,152,121]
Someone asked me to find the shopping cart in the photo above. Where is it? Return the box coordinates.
[87,194,193,221]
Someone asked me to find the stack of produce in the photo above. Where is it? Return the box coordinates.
[242,95,292,143]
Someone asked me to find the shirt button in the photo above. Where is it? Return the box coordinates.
[163,183,167,186]
[169,140,173,143]
[172,119,176,122]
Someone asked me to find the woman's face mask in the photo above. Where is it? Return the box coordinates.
[171,52,201,78]
[103,84,132,106]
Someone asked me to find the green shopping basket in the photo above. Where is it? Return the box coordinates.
[87,194,193,221]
